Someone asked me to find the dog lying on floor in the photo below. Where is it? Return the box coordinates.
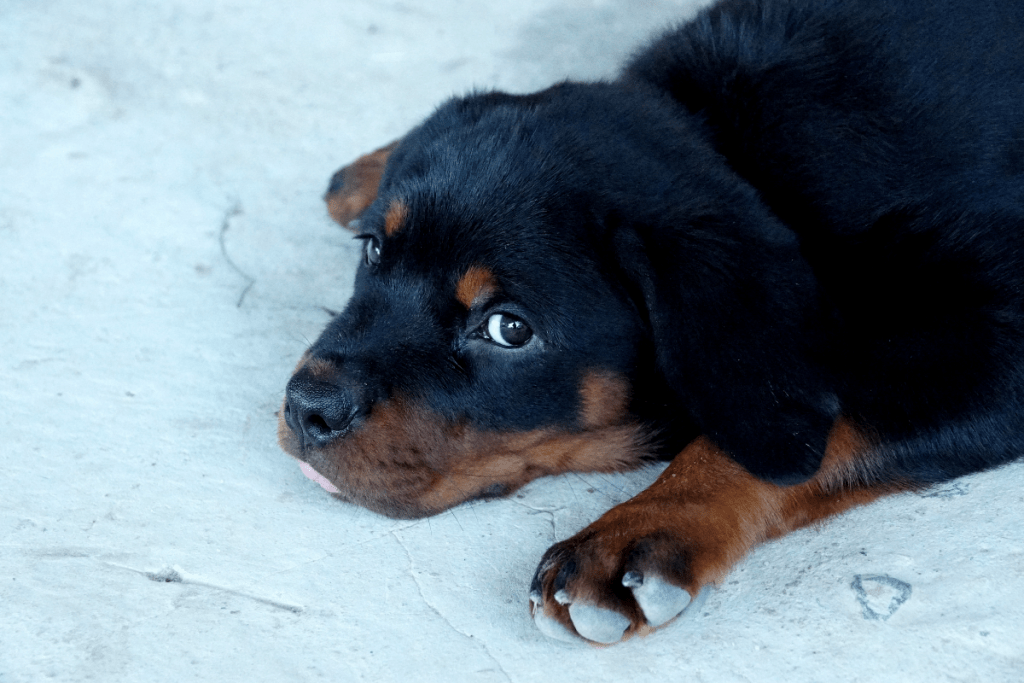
[278,0,1024,644]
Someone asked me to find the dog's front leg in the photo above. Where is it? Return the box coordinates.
[529,422,896,644]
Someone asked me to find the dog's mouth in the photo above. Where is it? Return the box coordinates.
[277,394,652,519]
[297,460,341,494]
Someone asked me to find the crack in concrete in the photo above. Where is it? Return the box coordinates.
[260,553,332,578]
[390,531,514,683]
[108,562,304,614]
[217,200,255,308]
[510,501,559,541]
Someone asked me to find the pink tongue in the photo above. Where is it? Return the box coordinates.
[299,461,341,494]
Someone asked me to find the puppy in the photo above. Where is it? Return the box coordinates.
[279,0,1024,643]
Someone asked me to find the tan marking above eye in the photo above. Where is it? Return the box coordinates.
[384,199,409,237]
[456,265,499,309]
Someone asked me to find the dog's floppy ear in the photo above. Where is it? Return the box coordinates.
[324,140,401,229]
[611,202,839,484]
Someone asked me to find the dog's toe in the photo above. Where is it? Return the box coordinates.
[566,603,631,644]
[528,504,719,644]
[622,570,693,627]
[532,608,579,643]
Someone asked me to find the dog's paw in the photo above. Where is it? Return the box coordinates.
[529,524,710,644]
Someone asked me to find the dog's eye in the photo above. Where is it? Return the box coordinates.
[364,237,381,266]
[484,313,533,348]
[356,234,381,266]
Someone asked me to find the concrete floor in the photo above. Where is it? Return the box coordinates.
[2,0,1022,680]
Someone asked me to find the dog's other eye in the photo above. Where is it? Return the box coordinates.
[357,235,381,266]
[485,313,533,348]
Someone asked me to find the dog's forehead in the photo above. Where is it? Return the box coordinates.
[366,157,583,266]
[367,197,521,311]
[378,100,582,235]
[356,102,617,314]
[376,189,598,312]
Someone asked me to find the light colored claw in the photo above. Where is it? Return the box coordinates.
[533,609,578,643]
[625,572,692,627]
[568,603,630,644]
[553,589,572,605]
[621,570,643,588]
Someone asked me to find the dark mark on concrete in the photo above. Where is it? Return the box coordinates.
[921,482,970,499]
[851,574,912,620]
[146,568,183,583]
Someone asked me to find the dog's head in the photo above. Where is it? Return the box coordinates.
[279,83,825,517]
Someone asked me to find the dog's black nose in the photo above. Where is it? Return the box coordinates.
[284,374,361,448]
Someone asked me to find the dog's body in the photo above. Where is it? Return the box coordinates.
[280,0,1024,643]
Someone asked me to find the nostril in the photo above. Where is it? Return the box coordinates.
[285,373,363,448]
[283,401,298,432]
[304,413,335,438]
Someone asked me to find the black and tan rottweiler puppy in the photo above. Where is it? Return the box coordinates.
[279,0,1024,644]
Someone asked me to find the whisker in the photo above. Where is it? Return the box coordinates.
[447,354,469,376]
[593,472,631,499]
[563,473,581,506]
[447,506,465,532]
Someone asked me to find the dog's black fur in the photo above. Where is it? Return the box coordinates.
[281,0,1024,642]
[617,0,1024,483]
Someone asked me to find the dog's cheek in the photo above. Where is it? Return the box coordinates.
[416,423,652,511]
[578,369,632,429]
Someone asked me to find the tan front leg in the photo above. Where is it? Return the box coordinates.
[530,419,901,644]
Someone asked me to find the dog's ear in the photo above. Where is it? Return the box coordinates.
[324,140,401,229]
[611,207,838,484]
[323,90,568,229]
